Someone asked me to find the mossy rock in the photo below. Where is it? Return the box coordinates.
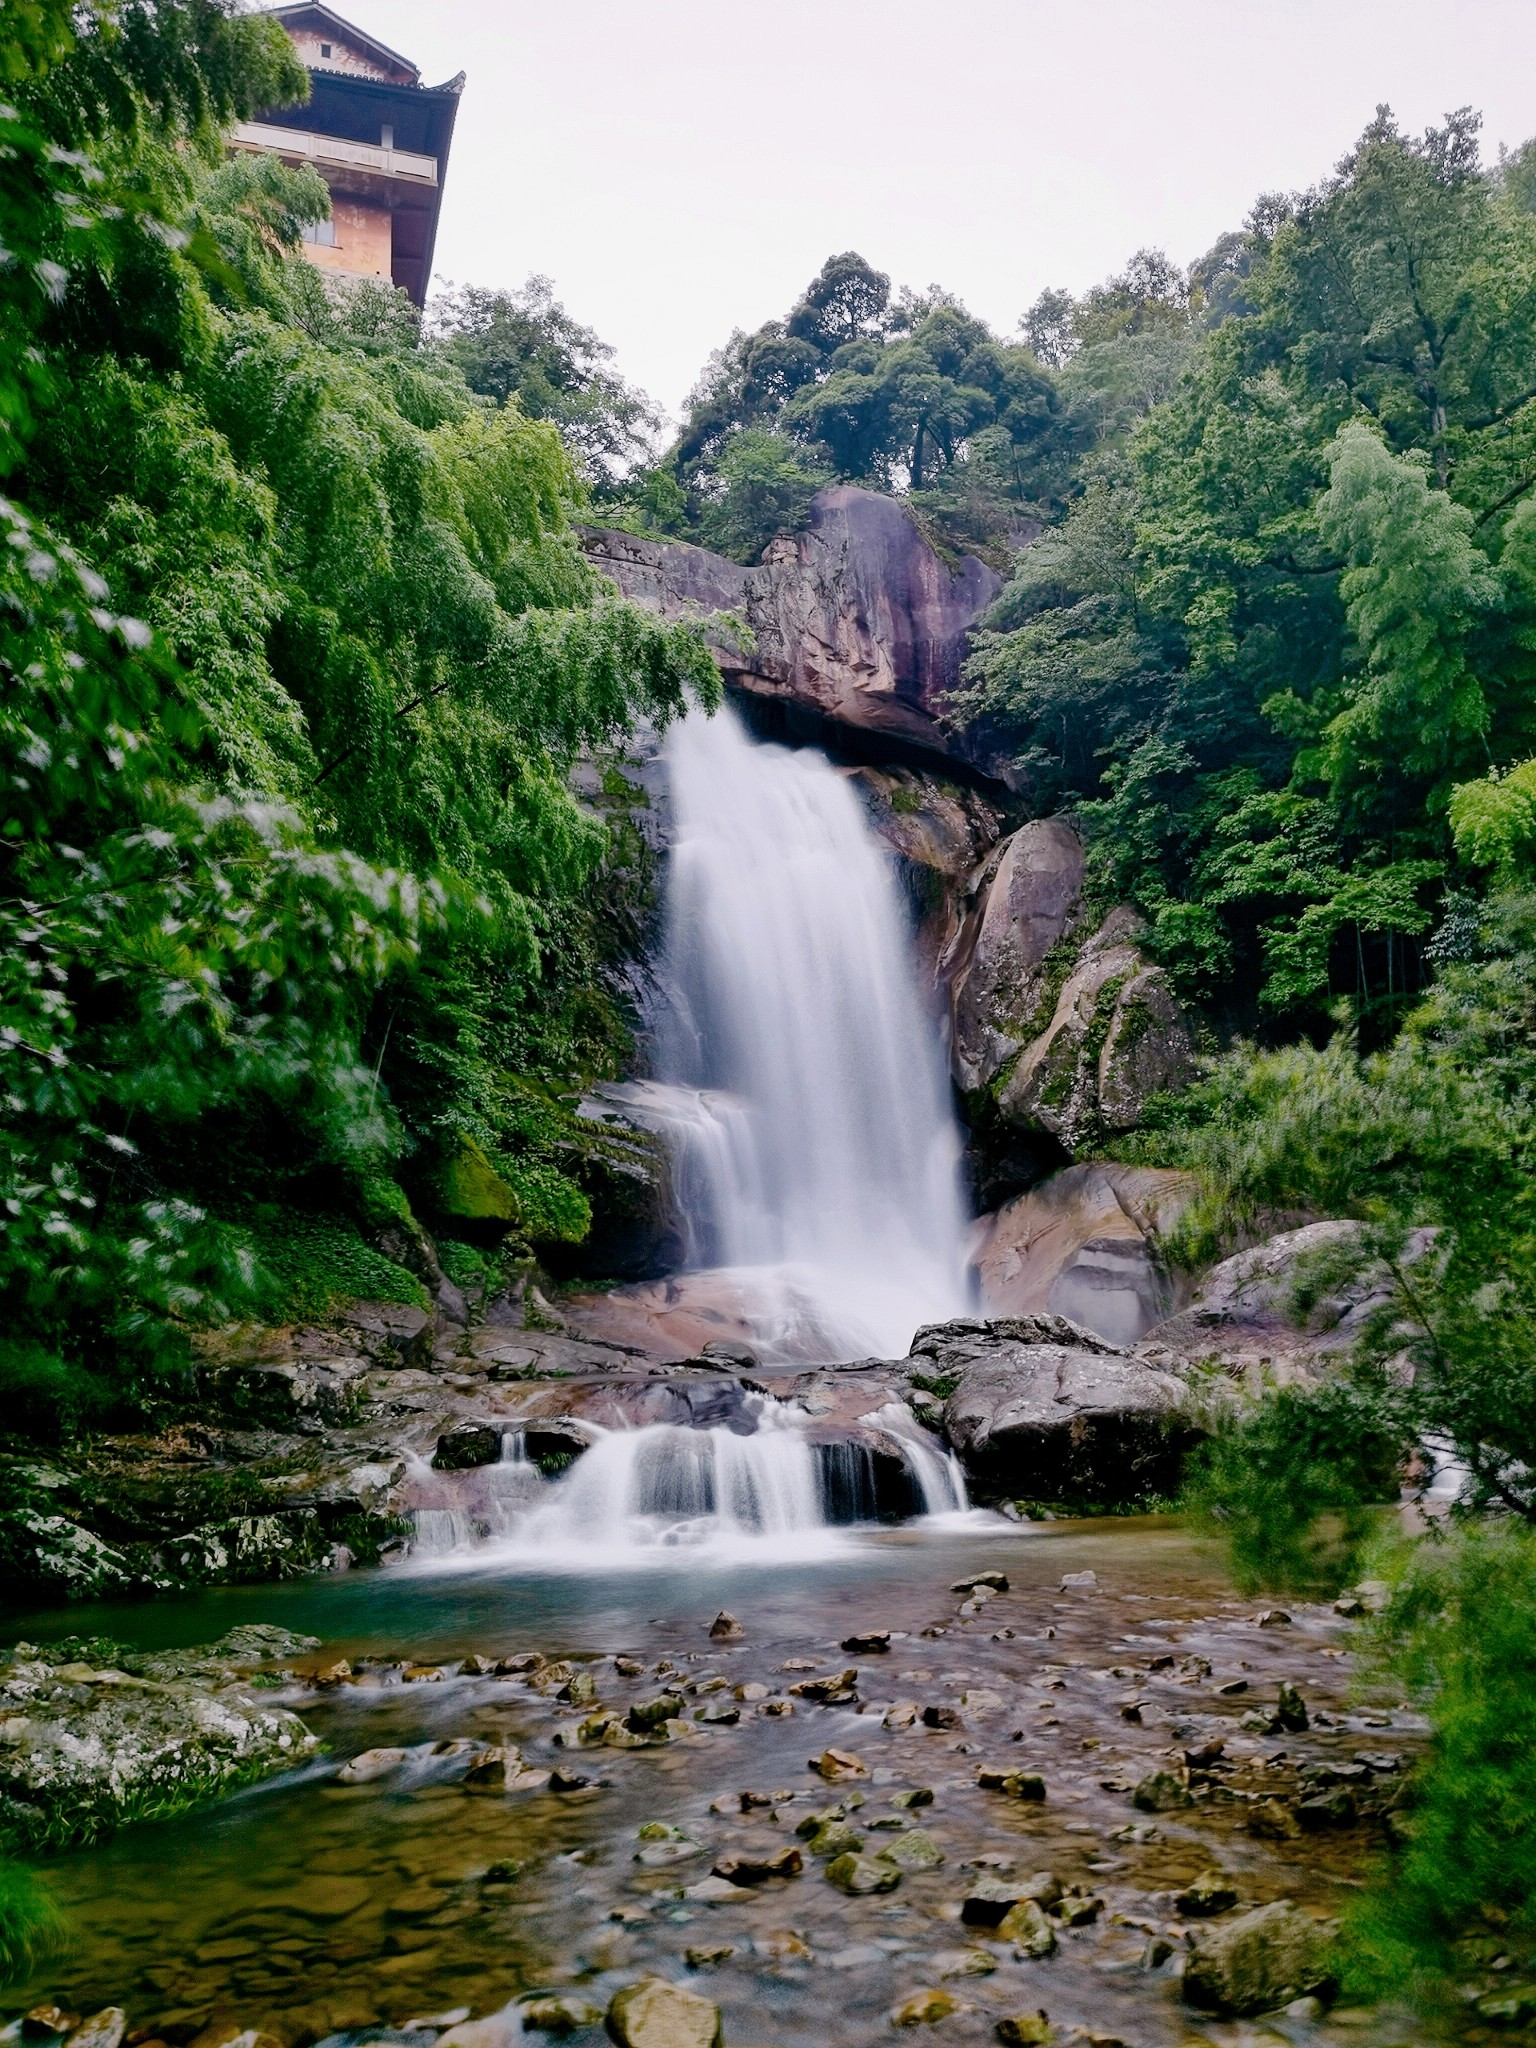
[440,1135,519,1224]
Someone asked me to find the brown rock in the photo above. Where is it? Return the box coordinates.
[711,1843,802,1885]
[810,1747,867,1781]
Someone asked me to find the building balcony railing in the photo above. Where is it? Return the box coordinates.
[232,120,438,185]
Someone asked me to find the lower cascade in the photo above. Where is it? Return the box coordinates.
[409,1401,969,1564]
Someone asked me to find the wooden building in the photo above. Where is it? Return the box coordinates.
[231,4,463,307]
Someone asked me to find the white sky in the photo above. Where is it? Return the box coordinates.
[350,0,1536,421]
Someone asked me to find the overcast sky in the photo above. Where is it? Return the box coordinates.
[351,0,1536,421]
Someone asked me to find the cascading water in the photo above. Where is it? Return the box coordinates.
[651,701,974,1361]
[406,703,979,1567]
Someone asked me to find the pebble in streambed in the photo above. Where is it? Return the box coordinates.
[8,1536,1419,2048]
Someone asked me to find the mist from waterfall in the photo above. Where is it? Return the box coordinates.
[654,702,973,1359]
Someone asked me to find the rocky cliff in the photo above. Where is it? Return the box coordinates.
[583,487,1002,771]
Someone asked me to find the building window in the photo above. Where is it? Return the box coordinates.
[301,219,336,247]
[320,41,332,56]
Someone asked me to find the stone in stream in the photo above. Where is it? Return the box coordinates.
[497,1651,544,1674]
[842,1630,892,1653]
[921,1705,963,1731]
[709,1610,745,1640]
[807,1820,864,1859]
[878,1828,944,1871]
[1132,1767,1192,1812]
[951,1571,1009,1593]
[22,2009,77,2039]
[733,1682,769,1701]
[893,1988,966,2025]
[891,1786,933,1808]
[995,2016,1055,2047]
[1176,1872,1239,1917]
[997,1899,1057,1957]
[962,1872,1060,1927]
[615,1655,646,1676]
[462,1745,522,1790]
[825,1851,901,1895]
[62,2013,124,2048]
[1276,1681,1310,1731]
[976,1766,1045,1801]
[1182,1899,1334,2016]
[810,1747,868,1780]
[683,1875,759,1904]
[884,1702,918,1729]
[695,1701,740,1725]
[520,1995,604,2035]
[629,1691,685,1732]
[712,1842,803,1884]
[685,1942,736,1968]
[336,1746,409,1784]
[1051,1889,1103,1926]
[787,1668,859,1703]
[608,1978,722,2048]
[0,1634,323,1850]
[548,1765,593,1791]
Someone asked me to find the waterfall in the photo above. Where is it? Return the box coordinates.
[656,703,973,1359]
[495,1405,846,1563]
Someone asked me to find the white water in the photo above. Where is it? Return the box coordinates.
[407,704,982,1570]
[408,1395,973,1569]
[655,703,973,1360]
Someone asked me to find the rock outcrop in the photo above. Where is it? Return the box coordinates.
[0,1627,319,1847]
[583,488,1002,769]
[973,1162,1194,1345]
[908,1315,1197,1504]
[942,818,1198,1183]
[1142,1220,1418,1387]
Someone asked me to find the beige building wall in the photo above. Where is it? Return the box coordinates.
[304,191,393,280]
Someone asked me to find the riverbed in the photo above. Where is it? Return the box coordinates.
[2,1518,1430,2048]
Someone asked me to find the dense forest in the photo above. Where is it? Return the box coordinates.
[6,0,1536,2010]
[1,0,718,1439]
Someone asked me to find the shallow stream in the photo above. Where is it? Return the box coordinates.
[4,1521,1429,2048]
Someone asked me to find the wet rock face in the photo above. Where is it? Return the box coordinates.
[566,1085,687,1283]
[910,1317,1195,1504]
[583,488,1001,768]
[973,1162,1193,1346]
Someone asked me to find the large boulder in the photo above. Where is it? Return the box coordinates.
[995,907,1197,1151]
[946,819,1087,1094]
[0,1633,319,1848]
[910,1316,1196,1504]
[974,1162,1194,1345]
[1182,1899,1334,2015]
[1142,1220,1417,1386]
[583,487,1002,770]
